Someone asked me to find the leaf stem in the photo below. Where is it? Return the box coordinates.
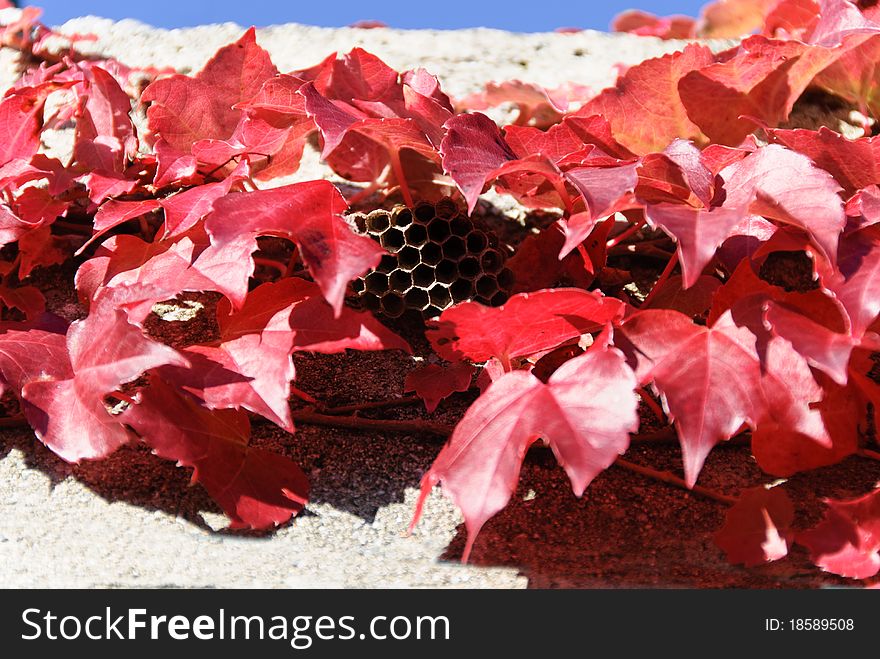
[637,386,666,424]
[388,150,414,207]
[606,221,644,248]
[641,251,679,307]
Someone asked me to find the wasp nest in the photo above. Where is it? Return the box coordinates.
[352,199,514,318]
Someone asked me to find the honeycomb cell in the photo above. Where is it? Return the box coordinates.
[376,254,397,274]
[404,223,428,247]
[457,256,480,279]
[393,208,413,228]
[380,227,405,251]
[427,217,451,242]
[429,284,452,308]
[354,197,510,317]
[390,269,413,291]
[441,235,465,260]
[435,259,457,284]
[414,203,435,223]
[419,242,443,265]
[497,268,515,290]
[480,248,504,274]
[435,198,457,219]
[405,287,430,310]
[475,275,499,298]
[412,263,435,287]
[364,271,389,294]
[380,292,406,317]
[361,293,381,311]
[366,212,390,234]
[450,279,473,302]
[398,246,420,270]
[450,216,471,236]
[466,231,488,253]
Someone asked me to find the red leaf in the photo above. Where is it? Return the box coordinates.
[833,238,880,337]
[505,221,595,293]
[0,327,67,404]
[206,181,383,315]
[505,114,637,162]
[619,309,769,486]
[645,274,721,318]
[124,377,308,529]
[72,63,136,173]
[405,361,475,413]
[764,300,854,385]
[20,294,187,461]
[652,145,846,286]
[440,112,518,214]
[427,288,625,364]
[76,231,255,319]
[142,28,277,153]
[457,80,584,129]
[698,0,778,39]
[0,80,71,166]
[613,10,697,39]
[679,26,870,146]
[767,126,880,196]
[412,338,638,561]
[714,486,795,567]
[799,487,880,579]
[18,226,70,278]
[646,204,746,288]
[158,159,248,238]
[153,139,198,188]
[576,44,715,154]
[81,198,161,254]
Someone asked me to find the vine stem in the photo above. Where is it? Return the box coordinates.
[614,458,738,505]
[319,394,423,415]
[641,251,679,307]
[858,448,880,461]
[290,409,454,436]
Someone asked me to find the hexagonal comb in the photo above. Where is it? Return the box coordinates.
[352,198,514,318]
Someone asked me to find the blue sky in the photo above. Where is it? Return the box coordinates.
[25,1,708,32]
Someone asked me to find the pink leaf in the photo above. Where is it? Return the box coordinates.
[124,377,308,529]
[412,339,638,561]
[714,486,795,567]
[405,361,475,413]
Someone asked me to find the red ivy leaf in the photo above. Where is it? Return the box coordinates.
[714,486,795,567]
[619,309,769,486]
[124,377,309,530]
[142,27,277,153]
[427,288,625,363]
[20,295,187,461]
[799,487,880,579]
[412,338,638,561]
[405,361,475,413]
[576,44,714,154]
[206,180,383,315]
